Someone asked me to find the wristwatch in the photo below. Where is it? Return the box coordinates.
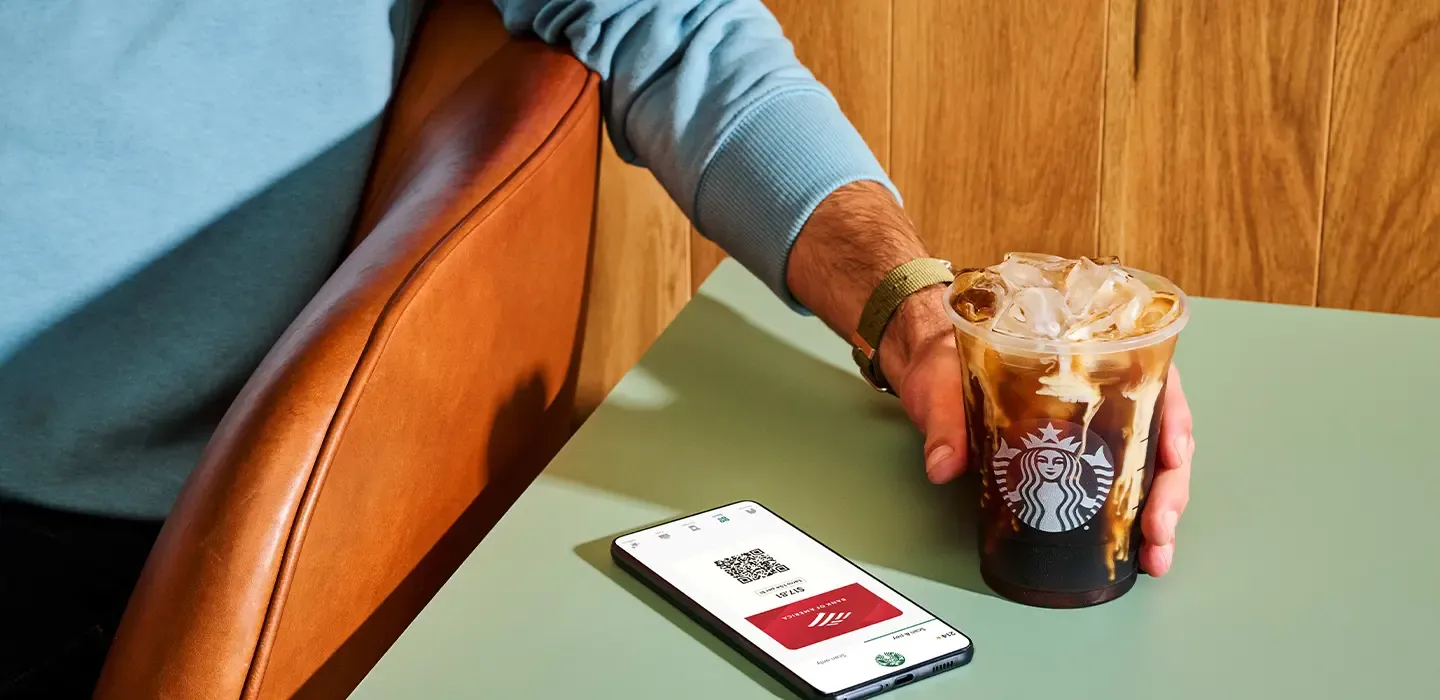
[851,258,955,394]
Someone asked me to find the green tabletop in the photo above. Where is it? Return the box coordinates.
[354,260,1440,699]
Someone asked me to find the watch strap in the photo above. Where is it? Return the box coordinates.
[852,258,953,393]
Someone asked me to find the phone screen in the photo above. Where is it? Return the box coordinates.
[616,501,971,696]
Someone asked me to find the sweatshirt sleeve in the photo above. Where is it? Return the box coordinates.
[490,0,899,310]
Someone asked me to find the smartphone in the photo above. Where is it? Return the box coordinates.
[611,501,973,700]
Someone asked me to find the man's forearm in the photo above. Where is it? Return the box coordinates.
[784,181,952,394]
[495,0,896,308]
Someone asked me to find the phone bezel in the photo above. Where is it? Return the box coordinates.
[609,500,974,700]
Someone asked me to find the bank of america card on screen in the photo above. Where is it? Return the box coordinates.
[617,502,970,693]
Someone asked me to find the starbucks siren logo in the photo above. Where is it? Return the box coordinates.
[993,420,1114,533]
[874,652,906,667]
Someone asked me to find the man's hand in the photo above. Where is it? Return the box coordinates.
[879,301,1195,577]
[786,181,1195,577]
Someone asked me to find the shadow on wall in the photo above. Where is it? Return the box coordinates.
[548,294,993,600]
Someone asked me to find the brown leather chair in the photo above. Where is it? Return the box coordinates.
[95,2,600,698]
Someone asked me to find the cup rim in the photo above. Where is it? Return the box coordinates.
[944,267,1191,355]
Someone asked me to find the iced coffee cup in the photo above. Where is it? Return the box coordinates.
[945,253,1189,608]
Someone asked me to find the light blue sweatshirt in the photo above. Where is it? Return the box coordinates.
[0,0,895,519]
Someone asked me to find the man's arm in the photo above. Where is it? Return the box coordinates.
[784,180,945,391]
[491,0,897,309]
[492,0,959,472]
[784,180,962,475]
[492,0,963,474]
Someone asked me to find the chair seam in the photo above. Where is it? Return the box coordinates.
[239,70,598,699]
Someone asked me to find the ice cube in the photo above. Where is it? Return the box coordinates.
[1063,311,1109,342]
[994,252,1075,290]
[992,287,1067,340]
[1112,292,1150,337]
[960,252,1176,341]
[1063,270,1153,341]
[1063,257,1123,316]
[1135,290,1181,333]
[950,268,1007,323]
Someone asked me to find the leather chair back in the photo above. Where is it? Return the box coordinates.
[96,3,600,697]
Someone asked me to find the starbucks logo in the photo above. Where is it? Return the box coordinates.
[874,652,906,667]
[993,420,1114,533]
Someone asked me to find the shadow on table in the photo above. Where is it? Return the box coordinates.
[552,295,994,600]
[573,537,792,699]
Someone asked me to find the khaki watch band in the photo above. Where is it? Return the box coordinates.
[852,258,954,393]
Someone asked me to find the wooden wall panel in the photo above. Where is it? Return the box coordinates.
[576,135,691,414]
[1099,0,1337,305]
[689,233,728,294]
[1318,0,1440,315]
[690,0,894,293]
[892,0,1107,269]
[578,0,1440,421]
[769,0,893,164]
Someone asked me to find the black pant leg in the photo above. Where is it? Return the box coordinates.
[0,501,163,699]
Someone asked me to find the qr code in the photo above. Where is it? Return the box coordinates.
[715,548,789,584]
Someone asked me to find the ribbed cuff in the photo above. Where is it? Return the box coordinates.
[692,89,900,313]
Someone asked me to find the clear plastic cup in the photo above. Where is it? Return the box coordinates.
[946,264,1189,607]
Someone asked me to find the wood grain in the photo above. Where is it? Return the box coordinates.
[1099,0,1337,305]
[892,0,1107,269]
[690,0,893,293]
[769,0,892,164]
[1318,0,1440,315]
[576,134,691,415]
[689,232,728,294]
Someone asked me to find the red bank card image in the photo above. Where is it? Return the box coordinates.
[744,583,902,650]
